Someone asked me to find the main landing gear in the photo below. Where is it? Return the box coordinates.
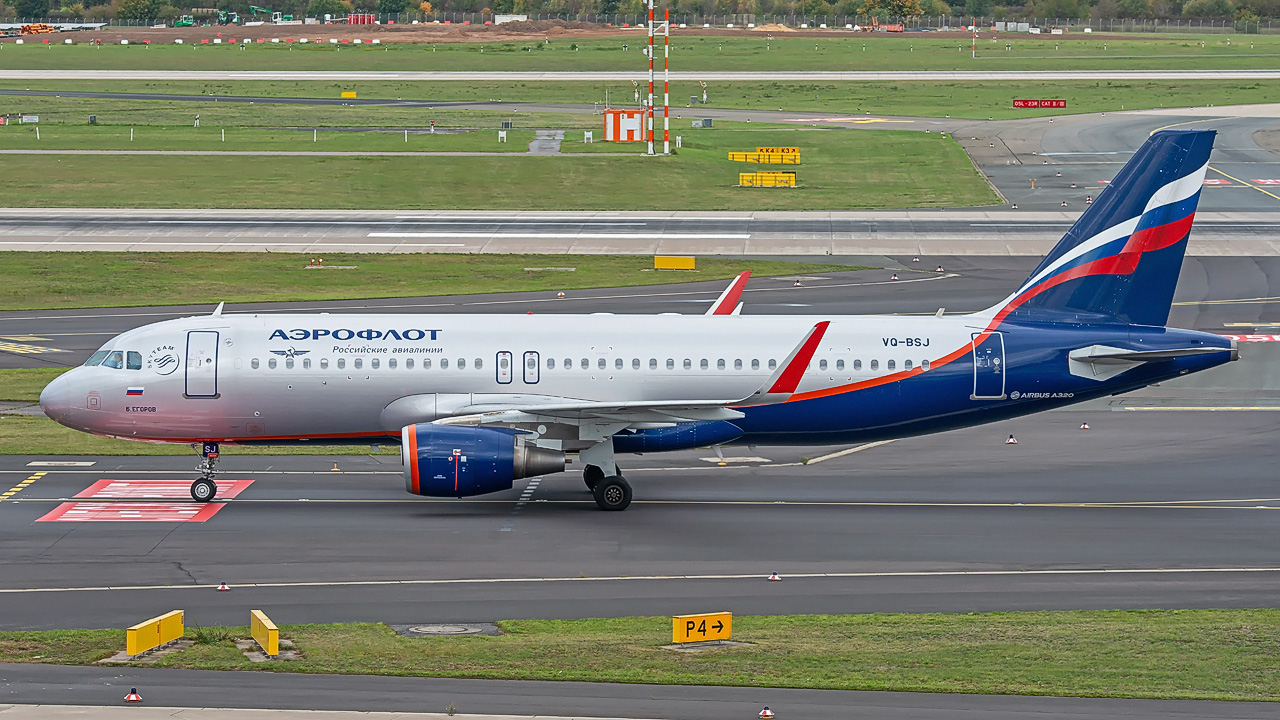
[583,464,631,511]
[191,442,219,502]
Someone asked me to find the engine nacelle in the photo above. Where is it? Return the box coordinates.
[401,424,565,497]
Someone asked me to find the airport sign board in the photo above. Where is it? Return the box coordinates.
[1013,100,1067,108]
[672,612,732,643]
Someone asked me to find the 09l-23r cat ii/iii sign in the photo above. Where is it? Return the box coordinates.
[42,131,1235,511]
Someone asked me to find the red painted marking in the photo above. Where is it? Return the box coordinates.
[710,271,751,315]
[1202,178,1231,186]
[1252,179,1280,185]
[768,321,830,394]
[1222,334,1280,342]
[74,479,253,500]
[38,502,226,523]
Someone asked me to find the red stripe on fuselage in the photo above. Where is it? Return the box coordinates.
[788,212,1195,403]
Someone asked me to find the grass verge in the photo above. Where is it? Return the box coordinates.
[0,128,995,210]
[9,78,1276,120]
[1,35,1278,72]
[0,253,859,310]
[3,611,1280,700]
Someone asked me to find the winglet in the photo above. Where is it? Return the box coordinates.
[706,271,751,316]
[737,321,830,406]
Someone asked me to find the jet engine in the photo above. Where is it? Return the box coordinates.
[401,424,565,497]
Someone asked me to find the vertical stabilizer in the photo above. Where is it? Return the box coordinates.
[988,129,1215,327]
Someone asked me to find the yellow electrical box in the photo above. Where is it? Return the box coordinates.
[125,610,184,656]
[728,151,800,164]
[341,91,357,98]
[672,612,732,643]
[655,256,696,270]
[250,609,279,657]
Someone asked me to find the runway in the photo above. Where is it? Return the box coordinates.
[7,69,1280,81]
[3,209,1280,255]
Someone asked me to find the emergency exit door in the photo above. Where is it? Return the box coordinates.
[185,330,220,398]
[523,351,540,384]
[496,351,513,384]
[971,331,1006,400]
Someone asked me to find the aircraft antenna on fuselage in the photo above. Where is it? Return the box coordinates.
[211,302,224,317]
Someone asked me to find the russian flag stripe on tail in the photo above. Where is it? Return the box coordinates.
[986,129,1215,328]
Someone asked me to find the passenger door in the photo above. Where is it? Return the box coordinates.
[185,330,220,398]
[971,331,1006,400]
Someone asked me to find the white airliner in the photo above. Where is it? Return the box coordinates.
[40,131,1236,510]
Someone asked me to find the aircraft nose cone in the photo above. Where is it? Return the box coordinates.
[39,371,73,423]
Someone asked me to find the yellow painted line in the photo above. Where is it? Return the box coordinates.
[1175,296,1280,306]
[0,474,43,503]
[1150,117,1231,135]
[1116,406,1280,411]
[1207,165,1280,203]
[1224,322,1280,327]
[5,566,1280,595]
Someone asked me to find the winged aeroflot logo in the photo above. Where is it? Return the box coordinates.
[270,347,311,359]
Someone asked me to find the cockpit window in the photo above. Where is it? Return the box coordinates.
[126,351,142,370]
[84,351,109,367]
[102,351,124,369]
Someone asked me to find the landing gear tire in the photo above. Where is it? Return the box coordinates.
[592,475,632,511]
[191,478,217,503]
[583,464,604,491]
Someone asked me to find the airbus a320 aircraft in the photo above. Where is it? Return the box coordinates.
[41,130,1235,511]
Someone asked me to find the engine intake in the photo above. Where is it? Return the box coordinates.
[401,424,565,497]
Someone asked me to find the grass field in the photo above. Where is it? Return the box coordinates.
[0,127,997,210]
[0,124,537,151]
[0,35,1277,72]
[6,78,1269,120]
[3,611,1280,700]
[0,253,859,310]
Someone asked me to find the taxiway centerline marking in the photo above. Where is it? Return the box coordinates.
[5,566,1280,595]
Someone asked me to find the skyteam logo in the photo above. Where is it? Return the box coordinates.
[270,347,310,359]
[146,345,180,376]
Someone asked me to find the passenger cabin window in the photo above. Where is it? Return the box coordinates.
[819,359,828,371]
[734,359,742,370]
[547,358,556,370]
[102,351,124,369]
[581,358,589,370]
[458,358,467,370]
[666,358,675,370]
[700,359,709,370]
[268,358,277,369]
[126,351,142,370]
[500,356,509,370]
[320,358,328,369]
[836,359,845,371]
[854,359,862,371]
[251,358,260,369]
[870,360,879,371]
[354,359,362,369]
[616,358,624,370]
[717,359,726,370]
[337,358,346,369]
[371,359,379,369]
[303,358,312,369]
[423,359,431,369]
[285,358,294,369]
[751,359,759,370]
[650,358,658,370]
[441,359,449,369]
[922,359,930,370]
[887,360,896,371]
[768,359,777,370]
[405,359,413,369]
[388,359,396,369]
[904,360,913,370]
[632,358,640,370]
[475,358,483,370]
[683,359,692,370]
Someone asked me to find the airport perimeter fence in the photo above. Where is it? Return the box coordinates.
[2,14,1275,35]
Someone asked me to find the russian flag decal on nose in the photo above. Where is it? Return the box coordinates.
[126,387,144,396]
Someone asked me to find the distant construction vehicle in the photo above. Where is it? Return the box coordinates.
[173,15,195,27]
[249,5,293,22]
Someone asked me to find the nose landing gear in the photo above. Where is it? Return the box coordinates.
[191,442,219,502]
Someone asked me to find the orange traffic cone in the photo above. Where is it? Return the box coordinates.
[759,707,775,719]
[556,292,565,299]
[912,256,920,262]
[890,273,899,281]
[124,688,142,703]
[936,265,944,272]
[1006,434,1018,445]
[768,572,781,582]
[216,582,230,592]
[1080,422,1090,430]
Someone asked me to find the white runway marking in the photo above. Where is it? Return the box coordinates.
[4,566,1280,595]
[367,232,752,239]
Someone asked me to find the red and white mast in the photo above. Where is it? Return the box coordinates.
[663,8,670,155]
[647,0,655,155]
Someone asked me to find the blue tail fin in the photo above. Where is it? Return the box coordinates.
[993,129,1215,327]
